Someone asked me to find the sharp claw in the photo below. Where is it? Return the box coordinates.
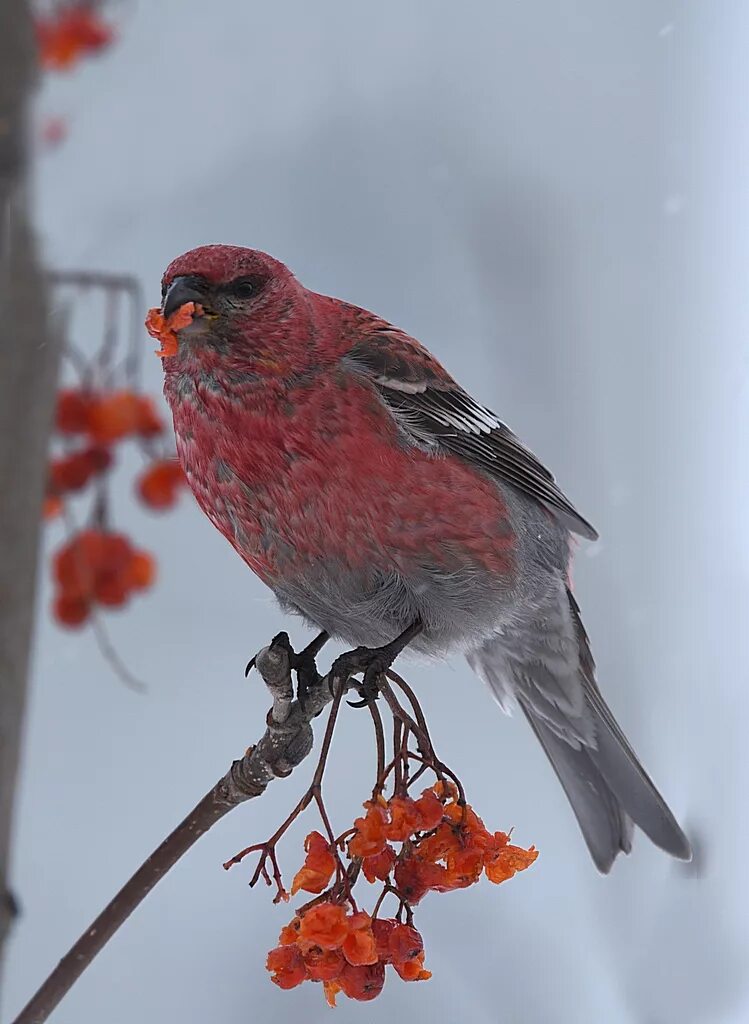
[347,696,369,708]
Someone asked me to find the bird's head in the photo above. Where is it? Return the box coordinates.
[155,244,310,375]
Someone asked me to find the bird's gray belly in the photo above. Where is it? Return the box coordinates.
[271,488,570,656]
[271,562,506,654]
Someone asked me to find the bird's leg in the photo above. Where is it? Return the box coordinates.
[291,630,329,708]
[330,618,424,708]
[245,630,329,710]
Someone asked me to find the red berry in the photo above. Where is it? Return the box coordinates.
[53,592,90,627]
[337,961,385,1002]
[135,396,164,438]
[55,390,91,434]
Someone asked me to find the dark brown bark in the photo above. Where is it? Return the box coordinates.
[0,0,58,981]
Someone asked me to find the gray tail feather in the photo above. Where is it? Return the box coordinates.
[564,590,692,869]
[520,703,634,873]
[474,586,692,872]
[521,680,692,871]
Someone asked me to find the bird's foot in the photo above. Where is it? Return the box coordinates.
[330,619,424,708]
[246,630,329,709]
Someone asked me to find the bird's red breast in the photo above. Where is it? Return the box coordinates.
[164,291,516,588]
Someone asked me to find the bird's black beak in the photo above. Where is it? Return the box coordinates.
[162,275,209,318]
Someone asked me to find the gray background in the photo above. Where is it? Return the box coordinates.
[4,1,748,1021]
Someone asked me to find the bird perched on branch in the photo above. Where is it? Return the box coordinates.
[153,244,690,872]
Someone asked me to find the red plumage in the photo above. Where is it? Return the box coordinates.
[160,247,515,592]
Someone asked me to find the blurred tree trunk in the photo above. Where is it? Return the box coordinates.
[0,0,58,978]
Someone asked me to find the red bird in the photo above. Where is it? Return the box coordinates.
[155,244,690,872]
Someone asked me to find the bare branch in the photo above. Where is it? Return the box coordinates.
[10,645,341,1024]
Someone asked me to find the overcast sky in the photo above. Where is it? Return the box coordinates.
[4,2,749,1022]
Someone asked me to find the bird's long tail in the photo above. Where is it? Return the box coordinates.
[467,584,691,872]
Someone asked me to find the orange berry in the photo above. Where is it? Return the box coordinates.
[302,946,345,982]
[362,844,396,883]
[484,842,539,884]
[35,8,114,71]
[145,302,203,359]
[432,779,459,801]
[126,550,156,591]
[291,832,336,895]
[349,802,389,859]
[413,788,445,831]
[388,923,424,965]
[392,953,431,983]
[442,846,484,889]
[386,796,422,841]
[414,822,461,863]
[342,913,378,967]
[265,945,306,990]
[87,391,141,444]
[136,460,185,510]
[278,919,301,946]
[298,902,349,950]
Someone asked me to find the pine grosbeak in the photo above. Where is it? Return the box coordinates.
[154,244,690,872]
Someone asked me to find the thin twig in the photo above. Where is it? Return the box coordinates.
[222,680,348,901]
[406,761,430,790]
[89,614,147,695]
[388,670,438,757]
[368,701,386,797]
[393,716,403,794]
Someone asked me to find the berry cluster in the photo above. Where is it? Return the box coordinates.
[47,388,187,523]
[48,389,178,518]
[267,906,427,1006]
[263,783,537,1005]
[56,388,162,442]
[46,386,186,627]
[34,3,114,72]
[43,272,191,640]
[52,529,155,627]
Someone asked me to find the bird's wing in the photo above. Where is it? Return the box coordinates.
[344,324,598,540]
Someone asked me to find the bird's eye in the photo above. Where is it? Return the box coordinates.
[228,278,257,299]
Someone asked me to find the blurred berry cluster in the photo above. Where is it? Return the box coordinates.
[44,272,188,631]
